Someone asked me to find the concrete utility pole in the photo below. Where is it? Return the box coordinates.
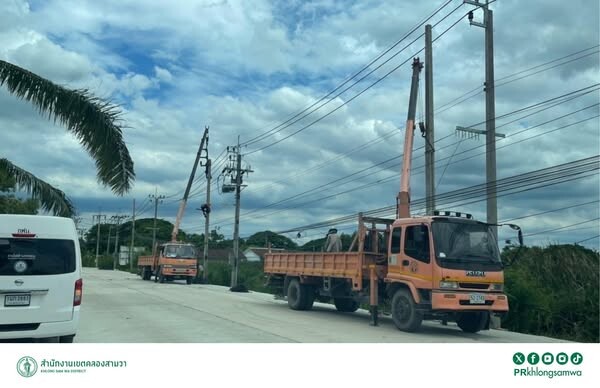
[222,137,253,288]
[202,159,212,282]
[106,223,113,256]
[172,126,209,242]
[129,198,136,271]
[149,189,165,255]
[92,211,106,268]
[111,214,128,270]
[425,24,435,215]
[465,0,498,239]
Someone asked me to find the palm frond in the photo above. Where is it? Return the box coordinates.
[0,158,75,217]
[0,60,135,194]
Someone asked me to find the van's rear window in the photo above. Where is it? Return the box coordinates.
[0,239,76,275]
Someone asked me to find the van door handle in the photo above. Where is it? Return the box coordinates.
[402,260,410,266]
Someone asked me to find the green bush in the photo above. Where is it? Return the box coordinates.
[82,253,96,268]
[502,244,599,342]
[205,261,270,293]
[97,255,115,270]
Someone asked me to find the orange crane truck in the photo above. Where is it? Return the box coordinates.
[138,127,209,285]
[138,242,198,284]
[264,59,523,333]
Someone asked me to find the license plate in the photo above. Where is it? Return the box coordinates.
[469,293,486,304]
[4,294,31,307]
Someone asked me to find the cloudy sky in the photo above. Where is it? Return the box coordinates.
[1,0,598,248]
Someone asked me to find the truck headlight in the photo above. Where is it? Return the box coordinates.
[491,283,504,291]
[439,281,458,289]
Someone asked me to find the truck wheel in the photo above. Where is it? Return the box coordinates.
[154,269,159,283]
[186,277,193,285]
[391,289,423,332]
[334,298,359,312]
[287,279,308,310]
[158,267,165,283]
[456,312,487,333]
[303,285,315,310]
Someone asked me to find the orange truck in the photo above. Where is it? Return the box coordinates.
[264,58,523,333]
[265,213,522,333]
[138,242,198,284]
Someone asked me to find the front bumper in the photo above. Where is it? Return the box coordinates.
[431,290,509,312]
[162,267,197,276]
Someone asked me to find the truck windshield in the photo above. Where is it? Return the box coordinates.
[431,219,500,262]
[164,245,196,258]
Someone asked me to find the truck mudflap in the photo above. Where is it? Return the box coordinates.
[431,290,509,312]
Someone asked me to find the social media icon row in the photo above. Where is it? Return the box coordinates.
[513,352,583,365]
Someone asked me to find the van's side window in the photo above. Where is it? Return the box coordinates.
[390,228,402,254]
[404,225,430,263]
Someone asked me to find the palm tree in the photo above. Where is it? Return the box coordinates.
[0,60,135,217]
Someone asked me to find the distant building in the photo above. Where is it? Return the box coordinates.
[118,246,146,265]
[243,247,285,262]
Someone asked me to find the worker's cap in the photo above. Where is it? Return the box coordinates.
[328,228,338,234]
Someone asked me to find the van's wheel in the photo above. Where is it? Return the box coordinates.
[186,277,193,285]
[456,312,487,333]
[59,335,75,343]
[287,279,308,310]
[391,289,423,332]
[334,298,359,312]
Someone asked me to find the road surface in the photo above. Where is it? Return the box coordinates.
[77,268,567,343]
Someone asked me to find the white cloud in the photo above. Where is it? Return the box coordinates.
[0,0,598,248]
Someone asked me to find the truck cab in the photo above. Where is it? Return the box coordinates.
[385,212,509,332]
[138,242,199,284]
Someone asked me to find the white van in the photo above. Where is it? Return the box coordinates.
[0,215,82,342]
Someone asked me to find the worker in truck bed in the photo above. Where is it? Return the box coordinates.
[323,228,342,252]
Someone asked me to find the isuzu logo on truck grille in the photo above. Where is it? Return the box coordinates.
[466,270,485,277]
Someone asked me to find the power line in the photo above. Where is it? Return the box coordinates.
[205,102,598,229]
[575,235,600,244]
[240,0,457,148]
[523,218,600,238]
[243,3,472,155]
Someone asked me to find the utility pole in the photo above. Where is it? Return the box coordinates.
[106,222,113,256]
[130,199,136,271]
[465,0,497,239]
[424,24,435,215]
[222,137,253,288]
[200,159,212,283]
[171,126,209,242]
[111,214,128,270]
[149,189,165,255]
[92,211,106,268]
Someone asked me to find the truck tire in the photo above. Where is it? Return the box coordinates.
[154,268,159,283]
[142,267,150,280]
[456,312,487,333]
[186,277,193,285]
[158,266,166,283]
[391,289,423,332]
[287,279,308,310]
[333,298,359,312]
[303,285,315,310]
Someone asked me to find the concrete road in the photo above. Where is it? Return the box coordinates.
[77,268,566,343]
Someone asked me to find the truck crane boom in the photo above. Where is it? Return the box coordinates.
[397,58,423,219]
[171,126,209,242]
